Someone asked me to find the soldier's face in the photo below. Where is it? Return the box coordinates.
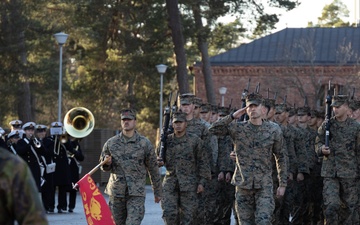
[333,104,349,119]
[193,106,200,118]
[275,111,287,123]
[200,112,211,121]
[297,115,309,123]
[308,117,317,126]
[173,121,186,133]
[121,119,136,131]
[180,104,194,115]
[351,109,360,120]
[246,104,263,119]
[24,128,35,138]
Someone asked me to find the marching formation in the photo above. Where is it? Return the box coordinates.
[0,119,85,215]
[99,89,360,225]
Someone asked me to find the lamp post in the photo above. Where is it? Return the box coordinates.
[156,64,168,132]
[219,87,227,106]
[54,32,68,122]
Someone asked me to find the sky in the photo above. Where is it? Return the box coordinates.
[218,0,357,32]
[273,0,357,31]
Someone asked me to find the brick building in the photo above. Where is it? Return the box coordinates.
[194,27,360,110]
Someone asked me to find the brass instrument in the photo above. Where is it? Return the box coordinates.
[33,137,42,148]
[63,107,95,139]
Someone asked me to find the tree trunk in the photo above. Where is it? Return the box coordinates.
[165,0,189,94]
[18,31,33,122]
[192,3,216,104]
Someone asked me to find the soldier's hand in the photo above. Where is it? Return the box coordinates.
[154,196,161,203]
[225,172,232,183]
[218,172,224,181]
[197,184,204,194]
[297,172,304,182]
[232,106,249,119]
[276,186,286,198]
[230,151,236,161]
[157,157,164,167]
[322,145,330,156]
[104,155,112,165]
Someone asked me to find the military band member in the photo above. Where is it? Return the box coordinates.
[209,93,288,225]
[0,127,7,149]
[48,122,73,213]
[159,111,210,225]
[316,95,360,225]
[100,109,162,225]
[8,119,24,139]
[7,130,21,154]
[67,137,85,212]
[16,122,46,191]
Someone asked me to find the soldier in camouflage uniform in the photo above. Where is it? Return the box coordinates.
[100,109,162,225]
[159,111,211,225]
[0,147,48,225]
[214,107,236,225]
[200,103,212,123]
[179,93,217,225]
[209,93,288,225]
[349,99,360,122]
[315,95,360,225]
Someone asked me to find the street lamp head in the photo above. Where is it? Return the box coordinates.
[156,64,168,74]
[219,87,227,95]
[54,32,69,45]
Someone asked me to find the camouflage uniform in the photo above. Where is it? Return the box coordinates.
[161,128,210,224]
[100,131,162,225]
[209,114,288,225]
[315,95,360,225]
[0,148,48,225]
[215,134,236,225]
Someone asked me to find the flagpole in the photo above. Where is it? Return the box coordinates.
[73,156,111,190]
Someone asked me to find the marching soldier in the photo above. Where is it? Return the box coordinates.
[209,93,288,225]
[100,109,162,225]
[159,111,210,225]
[315,95,360,224]
[200,103,212,123]
[8,119,24,139]
[16,122,46,191]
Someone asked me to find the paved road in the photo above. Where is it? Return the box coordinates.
[47,185,236,225]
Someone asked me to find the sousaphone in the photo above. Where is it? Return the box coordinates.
[64,107,95,138]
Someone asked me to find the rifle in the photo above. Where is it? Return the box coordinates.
[168,91,179,134]
[159,92,172,164]
[239,79,251,121]
[325,81,332,148]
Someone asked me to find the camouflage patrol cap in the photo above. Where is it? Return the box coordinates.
[218,107,230,116]
[275,103,287,114]
[264,98,276,108]
[246,93,263,106]
[193,97,203,107]
[287,107,296,117]
[349,99,360,111]
[211,105,219,114]
[331,95,349,107]
[316,110,325,119]
[310,109,318,118]
[172,111,187,122]
[200,103,211,113]
[179,93,195,105]
[120,109,136,120]
[297,106,311,116]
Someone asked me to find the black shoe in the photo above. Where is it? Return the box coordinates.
[58,209,64,213]
[68,208,74,213]
[62,207,67,211]
[48,209,54,213]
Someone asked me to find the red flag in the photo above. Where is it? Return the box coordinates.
[76,174,116,225]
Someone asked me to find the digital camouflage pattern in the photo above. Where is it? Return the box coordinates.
[0,149,48,225]
[209,115,288,225]
[100,131,162,225]
[316,116,360,224]
[161,132,210,225]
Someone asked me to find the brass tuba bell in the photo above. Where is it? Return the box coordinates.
[63,107,95,138]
